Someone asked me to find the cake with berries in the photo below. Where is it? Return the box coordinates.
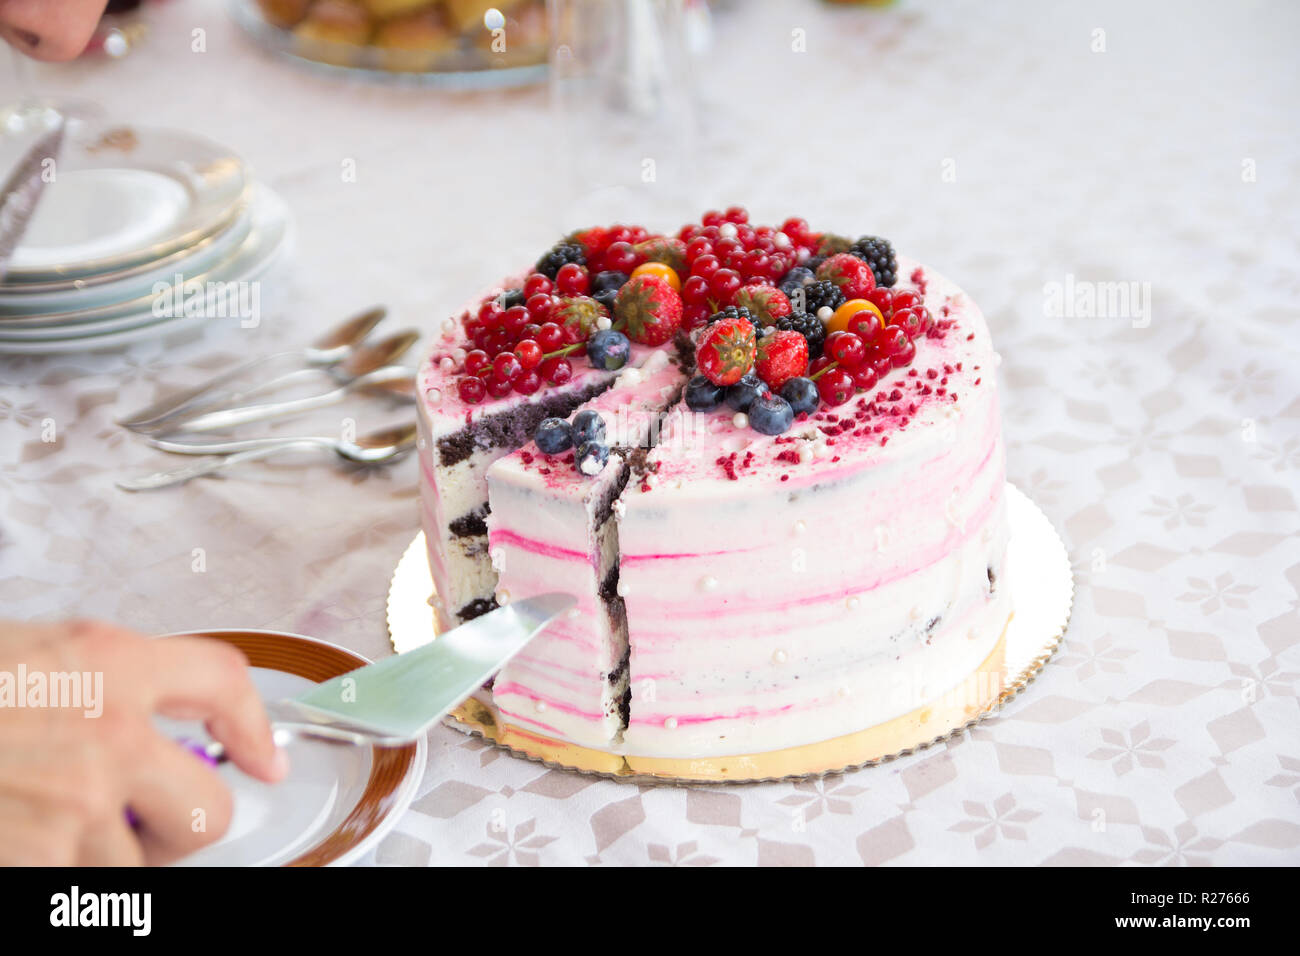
[417,210,1012,780]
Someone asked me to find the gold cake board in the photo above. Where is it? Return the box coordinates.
[388,484,1072,784]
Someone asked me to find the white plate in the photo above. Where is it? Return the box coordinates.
[0,123,249,281]
[0,205,254,319]
[158,629,425,867]
[0,187,291,352]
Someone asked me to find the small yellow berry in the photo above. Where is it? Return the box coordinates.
[630,261,682,291]
[826,299,883,334]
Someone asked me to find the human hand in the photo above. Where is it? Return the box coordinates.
[0,619,287,865]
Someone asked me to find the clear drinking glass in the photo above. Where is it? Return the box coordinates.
[546,0,702,231]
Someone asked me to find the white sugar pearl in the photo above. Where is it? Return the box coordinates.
[644,473,658,489]
[596,316,612,330]
[495,588,511,605]
[439,357,455,374]
[617,581,630,597]
[424,388,443,406]
[846,596,860,610]
[967,628,978,641]
[441,318,457,337]
[732,413,748,429]
[452,347,467,364]
[908,606,921,621]
[793,520,806,535]
[836,686,850,699]
[718,223,738,239]
[699,575,718,592]
[817,306,833,322]
[772,649,788,665]
[774,232,792,249]
[874,524,890,552]
[536,700,548,713]
[664,717,678,730]
[798,444,813,464]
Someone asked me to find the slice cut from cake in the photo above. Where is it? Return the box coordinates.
[485,349,685,750]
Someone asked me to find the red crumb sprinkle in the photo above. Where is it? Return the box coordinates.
[966,333,974,340]
[832,456,840,462]
[776,450,801,465]
[716,453,740,481]
[974,377,981,386]
[640,481,652,492]
[880,436,889,446]
[519,450,534,465]
[780,474,789,482]
[910,267,928,293]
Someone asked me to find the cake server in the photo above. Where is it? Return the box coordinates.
[115,306,389,431]
[211,593,577,754]
[0,120,65,283]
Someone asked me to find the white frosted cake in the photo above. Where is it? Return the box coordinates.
[415,212,1012,780]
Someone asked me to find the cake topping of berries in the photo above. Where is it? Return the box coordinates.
[586,328,631,371]
[535,241,587,280]
[576,440,609,476]
[849,236,898,288]
[696,317,757,386]
[778,266,817,301]
[705,304,762,336]
[747,393,795,436]
[534,417,574,455]
[756,329,809,391]
[816,253,877,300]
[614,274,683,346]
[684,374,726,412]
[571,409,606,447]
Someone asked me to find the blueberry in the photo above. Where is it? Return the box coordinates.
[726,373,767,413]
[747,394,795,436]
[575,440,609,476]
[684,374,726,412]
[586,329,631,371]
[571,409,606,446]
[592,288,619,310]
[778,266,816,301]
[499,288,526,308]
[780,376,820,416]
[592,270,630,294]
[534,417,574,455]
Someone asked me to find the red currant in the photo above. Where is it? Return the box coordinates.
[724,206,748,224]
[702,209,724,227]
[709,268,743,305]
[525,294,558,322]
[457,376,486,404]
[683,303,711,329]
[825,331,867,367]
[513,369,542,394]
[851,363,879,391]
[685,237,713,263]
[691,254,721,280]
[890,290,921,313]
[781,218,809,243]
[523,273,553,297]
[893,307,922,338]
[493,352,522,381]
[555,263,590,296]
[514,339,542,370]
[817,368,855,406]
[681,274,711,306]
[606,225,634,245]
[464,349,490,375]
[536,322,565,352]
[879,326,909,356]
[477,299,505,325]
[486,375,513,399]
[539,356,572,384]
[846,310,883,343]
[603,241,639,274]
[890,336,917,367]
[520,322,542,340]
[865,288,894,318]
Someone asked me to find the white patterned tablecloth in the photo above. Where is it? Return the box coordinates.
[1,0,1297,865]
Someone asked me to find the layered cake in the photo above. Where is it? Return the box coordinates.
[416,210,1012,780]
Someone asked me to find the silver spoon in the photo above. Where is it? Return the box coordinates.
[116,306,388,431]
[116,424,418,492]
[157,365,416,434]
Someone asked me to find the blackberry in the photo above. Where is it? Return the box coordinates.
[798,279,845,317]
[778,266,816,301]
[535,241,586,280]
[849,236,897,288]
[775,311,826,358]
[706,305,762,337]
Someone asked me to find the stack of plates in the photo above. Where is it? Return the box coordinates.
[0,123,292,355]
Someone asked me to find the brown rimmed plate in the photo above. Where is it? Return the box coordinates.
[161,629,425,867]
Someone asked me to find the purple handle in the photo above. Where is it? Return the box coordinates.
[125,737,222,828]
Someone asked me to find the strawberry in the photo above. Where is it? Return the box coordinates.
[814,233,854,257]
[556,295,608,342]
[816,253,876,299]
[733,285,792,331]
[633,236,687,276]
[614,275,682,346]
[756,330,809,391]
[696,318,757,386]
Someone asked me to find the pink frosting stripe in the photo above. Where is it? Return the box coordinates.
[495,683,606,722]
[630,700,796,727]
[489,529,591,563]
[621,545,755,565]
